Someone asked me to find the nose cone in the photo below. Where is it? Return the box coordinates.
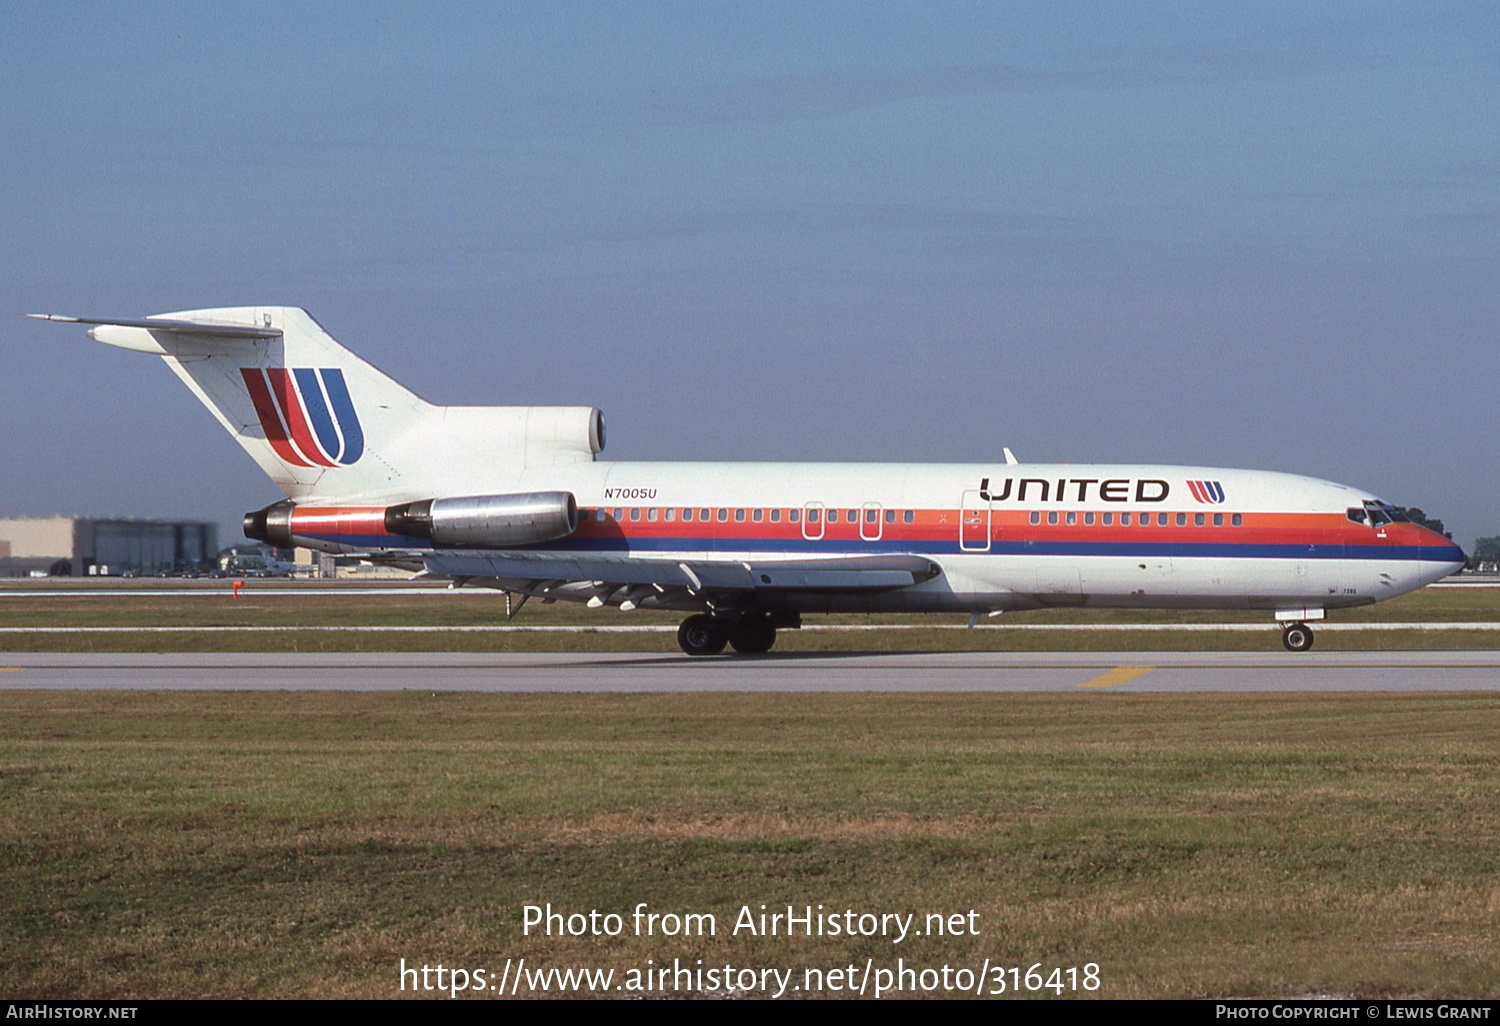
[1417,526,1466,584]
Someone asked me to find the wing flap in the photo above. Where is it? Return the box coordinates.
[426,551,698,588]
[423,551,937,592]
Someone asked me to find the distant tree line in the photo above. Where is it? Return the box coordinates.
[1397,508,1450,539]
[1395,508,1500,572]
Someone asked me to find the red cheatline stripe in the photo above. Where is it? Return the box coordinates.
[267,369,335,467]
[292,508,393,536]
[241,369,312,467]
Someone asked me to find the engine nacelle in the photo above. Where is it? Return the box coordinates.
[383,491,578,547]
[243,500,295,548]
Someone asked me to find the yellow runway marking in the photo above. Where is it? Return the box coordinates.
[1077,665,1156,689]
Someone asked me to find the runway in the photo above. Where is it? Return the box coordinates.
[2,650,1498,691]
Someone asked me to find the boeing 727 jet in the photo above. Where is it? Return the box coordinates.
[32,307,1465,654]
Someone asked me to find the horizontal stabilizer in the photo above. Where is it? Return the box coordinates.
[26,313,281,339]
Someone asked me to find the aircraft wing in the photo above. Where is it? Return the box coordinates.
[422,550,940,595]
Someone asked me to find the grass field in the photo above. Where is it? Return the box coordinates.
[4,582,1497,999]
[1,580,1497,652]
[3,690,1500,999]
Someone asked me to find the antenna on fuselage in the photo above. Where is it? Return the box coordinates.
[1003,447,1019,465]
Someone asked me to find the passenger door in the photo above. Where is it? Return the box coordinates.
[960,489,990,552]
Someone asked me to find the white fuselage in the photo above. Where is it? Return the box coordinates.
[287,460,1465,616]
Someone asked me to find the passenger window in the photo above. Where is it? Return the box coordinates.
[1213,513,1223,526]
[790,509,801,523]
[717,509,728,522]
[770,509,781,523]
[828,510,839,523]
[1102,512,1113,525]
[752,509,763,522]
[866,509,878,524]
[1047,511,1059,525]
[595,508,606,522]
[1175,513,1186,526]
[735,509,746,522]
[648,508,659,522]
[1066,512,1077,525]
[1232,514,1243,527]
[630,508,641,522]
[1157,513,1168,526]
[1194,513,1204,526]
[682,509,693,522]
[613,508,623,519]
[1121,512,1132,526]
[700,509,710,521]
[903,510,914,524]
[665,508,676,522]
[1029,511,1040,525]
[885,509,895,523]
[1084,512,1095,525]
[807,509,819,523]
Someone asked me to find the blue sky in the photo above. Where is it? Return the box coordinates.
[3,2,1495,546]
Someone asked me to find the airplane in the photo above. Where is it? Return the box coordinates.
[31,307,1466,655]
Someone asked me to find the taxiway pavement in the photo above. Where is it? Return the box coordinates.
[1,651,1497,691]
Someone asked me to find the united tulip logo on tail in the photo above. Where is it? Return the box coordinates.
[241,368,365,467]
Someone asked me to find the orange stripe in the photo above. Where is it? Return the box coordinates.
[241,368,312,467]
[267,369,336,468]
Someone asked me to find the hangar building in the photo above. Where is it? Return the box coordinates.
[0,517,218,577]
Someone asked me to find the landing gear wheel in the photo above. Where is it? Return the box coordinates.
[728,615,777,654]
[678,614,727,656]
[1282,622,1314,652]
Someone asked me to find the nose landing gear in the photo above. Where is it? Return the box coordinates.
[1281,622,1315,652]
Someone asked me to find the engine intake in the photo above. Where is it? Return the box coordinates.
[384,491,578,547]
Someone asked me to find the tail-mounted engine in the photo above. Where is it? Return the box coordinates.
[243,500,295,548]
[383,491,578,547]
[243,491,579,550]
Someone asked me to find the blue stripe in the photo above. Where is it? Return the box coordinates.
[320,368,363,465]
[294,368,342,462]
[292,532,428,548]
[295,533,1463,563]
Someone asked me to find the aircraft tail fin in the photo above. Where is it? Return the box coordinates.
[33,307,603,504]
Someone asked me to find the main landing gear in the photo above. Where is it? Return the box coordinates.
[677,613,778,656]
[1281,622,1315,652]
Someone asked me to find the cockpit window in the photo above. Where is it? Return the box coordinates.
[1346,507,1370,526]
[1361,500,1408,527]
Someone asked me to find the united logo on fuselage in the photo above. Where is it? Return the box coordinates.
[241,367,365,467]
[977,477,1170,503]
[1186,480,1226,503]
